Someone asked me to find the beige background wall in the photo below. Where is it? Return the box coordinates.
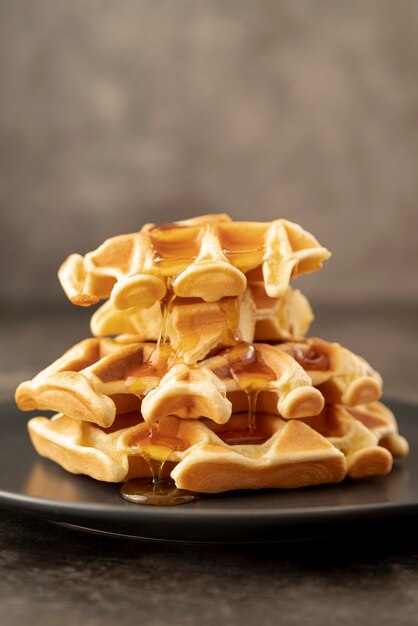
[1,0,418,311]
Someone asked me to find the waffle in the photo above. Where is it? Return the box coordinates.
[89,285,313,363]
[16,339,325,428]
[251,284,313,341]
[58,214,330,309]
[27,399,407,491]
[27,412,345,488]
[16,213,408,497]
[277,338,382,406]
[301,401,408,478]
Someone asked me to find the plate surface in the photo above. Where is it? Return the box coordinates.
[0,401,417,542]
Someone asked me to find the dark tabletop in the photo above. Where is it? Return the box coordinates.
[1,306,417,626]
[1,510,418,626]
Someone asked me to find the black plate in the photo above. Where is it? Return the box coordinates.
[0,401,417,542]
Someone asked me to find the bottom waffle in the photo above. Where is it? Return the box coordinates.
[28,401,407,493]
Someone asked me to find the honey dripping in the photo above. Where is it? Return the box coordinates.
[122,223,272,500]
[158,277,176,346]
[124,343,171,397]
[122,268,198,505]
[124,277,176,395]
[120,422,198,506]
[217,342,275,446]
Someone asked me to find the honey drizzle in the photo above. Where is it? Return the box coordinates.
[158,278,176,346]
[128,421,190,457]
[122,223,275,502]
[149,223,201,275]
[219,297,241,345]
[216,342,276,441]
[121,422,198,505]
[124,343,172,396]
[122,230,199,503]
[248,389,258,432]
[218,297,273,435]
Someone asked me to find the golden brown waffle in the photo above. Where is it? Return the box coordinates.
[89,285,313,363]
[58,214,330,309]
[27,412,345,489]
[252,284,313,341]
[16,339,325,428]
[277,338,382,406]
[27,400,406,491]
[302,401,408,479]
[345,402,409,458]
[28,411,151,482]
[16,213,408,496]
[90,290,255,364]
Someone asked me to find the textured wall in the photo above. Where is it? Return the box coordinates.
[1,0,418,311]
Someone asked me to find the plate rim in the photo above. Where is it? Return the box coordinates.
[0,398,417,540]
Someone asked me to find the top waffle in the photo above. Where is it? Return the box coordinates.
[58,214,331,309]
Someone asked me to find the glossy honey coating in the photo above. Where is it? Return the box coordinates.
[277,338,383,406]
[90,285,314,363]
[16,338,325,427]
[28,412,345,489]
[27,401,407,491]
[58,214,331,309]
[15,213,408,495]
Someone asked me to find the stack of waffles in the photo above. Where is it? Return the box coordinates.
[15,214,409,496]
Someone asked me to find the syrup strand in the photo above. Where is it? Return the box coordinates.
[247,389,259,432]
[158,279,176,346]
[120,418,198,505]
[219,297,241,345]
[147,422,165,487]
[149,458,165,487]
[121,266,201,505]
